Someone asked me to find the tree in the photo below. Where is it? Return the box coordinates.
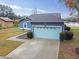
[0,4,16,19]
[61,0,79,16]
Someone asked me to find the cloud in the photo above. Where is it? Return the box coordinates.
[0,2,70,18]
[12,7,51,16]
[0,3,50,16]
[13,8,50,16]
[10,5,22,9]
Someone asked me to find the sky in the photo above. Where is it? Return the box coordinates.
[0,0,75,18]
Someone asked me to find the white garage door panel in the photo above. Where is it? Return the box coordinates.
[33,26,62,40]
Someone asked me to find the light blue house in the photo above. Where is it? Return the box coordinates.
[19,13,64,40]
[19,17,31,30]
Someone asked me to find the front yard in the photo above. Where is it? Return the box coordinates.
[0,28,24,56]
[58,27,79,59]
[0,28,24,40]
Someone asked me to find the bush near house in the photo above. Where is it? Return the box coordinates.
[64,25,71,31]
[60,25,73,41]
[60,31,74,41]
[65,26,71,31]
[27,30,33,39]
[65,31,74,40]
[60,32,65,41]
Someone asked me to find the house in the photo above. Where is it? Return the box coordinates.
[19,17,31,30]
[19,13,64,40]
[0,17,15,27]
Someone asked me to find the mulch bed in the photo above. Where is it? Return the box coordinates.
[59,42,79,59]
[16,33,28,39]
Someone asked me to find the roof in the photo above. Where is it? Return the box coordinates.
[0,17,14,22]
[20,17,31,22]
[29,13,63,22]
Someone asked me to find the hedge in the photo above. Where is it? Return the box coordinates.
[60,31,74,41]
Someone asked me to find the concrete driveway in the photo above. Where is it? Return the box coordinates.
[6,39,60,59]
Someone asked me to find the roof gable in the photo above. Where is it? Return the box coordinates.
[20,17,31,22]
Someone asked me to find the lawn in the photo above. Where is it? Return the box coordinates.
[0,27,24,40]
[0,40,22,56]
[0,27,24,56]
[58,27,79,59]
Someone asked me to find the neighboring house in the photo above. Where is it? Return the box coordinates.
[19,17,31,30]
[0,17,15,27]
[19,13,64,40]
[65,22,79,27]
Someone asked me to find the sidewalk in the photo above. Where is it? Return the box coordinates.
[0,56,9,59]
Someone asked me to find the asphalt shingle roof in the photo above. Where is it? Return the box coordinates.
[0,17,13,22]
[29,13,63,22]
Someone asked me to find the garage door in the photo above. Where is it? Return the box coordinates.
[33,26,62,40]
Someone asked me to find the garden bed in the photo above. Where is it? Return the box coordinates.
[58,27,79,59]
[16,33,28,39]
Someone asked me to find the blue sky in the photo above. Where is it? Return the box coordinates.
[0,0,73,18]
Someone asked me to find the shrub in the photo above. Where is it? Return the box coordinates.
[65,26,71,31]
[60,31,74,41]
[65,31,74,40]
[60,32,65,42]
[13,22,19,27]
[64,25,71,31]
[27,31,33,39]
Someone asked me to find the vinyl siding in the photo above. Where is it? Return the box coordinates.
[20,20,31,29]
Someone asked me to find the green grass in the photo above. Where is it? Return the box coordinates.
[0,40,22,56]
[58,27,79,59]
[71,26,79,29]
[0,27,24,56]
[0,27,24,40]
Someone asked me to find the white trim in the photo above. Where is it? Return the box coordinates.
[32,25,62,27]
[46,25,62,28]
[20,28,31,30]
[32,25,62,30]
